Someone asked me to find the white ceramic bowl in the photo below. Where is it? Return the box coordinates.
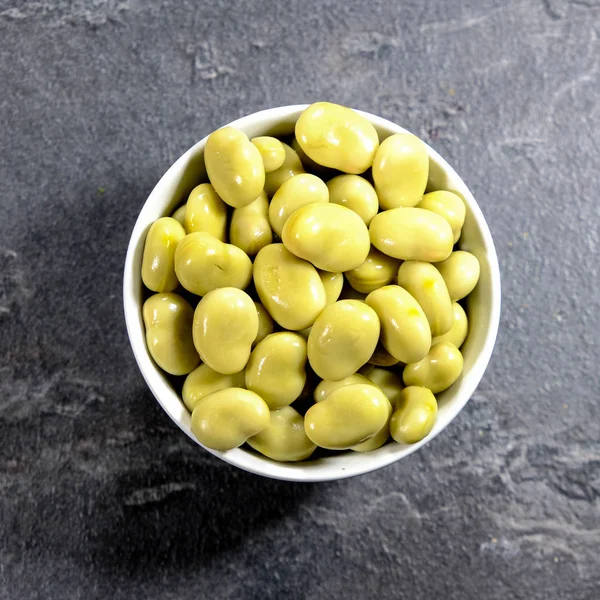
[123,105,501,482]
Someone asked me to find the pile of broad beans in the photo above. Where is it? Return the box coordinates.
[141,102,480,462]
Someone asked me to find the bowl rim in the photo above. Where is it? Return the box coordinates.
[123,104,501,482]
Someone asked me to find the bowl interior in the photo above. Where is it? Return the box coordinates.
[123,105,501,482]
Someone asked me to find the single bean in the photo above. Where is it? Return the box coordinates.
[403,341,463,393]
[431,302,468,349]
[366,285,431,364]
[435,251,480,301]
[397,260,453,337]
[345,247,401,294]
[295,102,379,174]
[205,126,265,208]
[369,207,453,262]
[142,293,199,375]
[326,174,379,225]
[308,300,380,381]
[282,203,370,272]
[417,190,466,243]
[372,133,429,209]
[230,191,273,256]
[182,364,245,412]
[141,217,186,292]
[170,204,187,228]
[314,374,374,403]
[185,183,227,241]
[253,243,326,330]
[264,142,305,197]
[247,406,316,462]
[174,232,252,296]
[390,386,437,444]
[254,302,275,346]
[191,387,270,451]
[245,332,307,409]
[192,288,258,374]
[304,384,390,449]
[318,270,344,306]
[251,136,286,173]
[269,173,329,237]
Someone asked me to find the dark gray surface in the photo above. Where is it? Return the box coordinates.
[1,0,599,598]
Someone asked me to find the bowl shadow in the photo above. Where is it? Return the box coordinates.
[87,388,317,576]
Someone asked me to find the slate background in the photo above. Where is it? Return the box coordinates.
[1,0,599,598]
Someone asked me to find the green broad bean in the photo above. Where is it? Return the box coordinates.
[397,260,453,337]
[295,102,379,174]
[432,302,468,349]
[282,203,370,272]
[417,190,466,243]
[264,142,305,197]
[182,364,245,412]
[365,285,431,364]
[254,302,275,346]
[141,217,186,292]
[403,341,464,393]
[247,406,316,462]
[369,207,454,262]
[191,387,270,451]
[142,292,200,375]
[174,232,252,296]
[345,247,401,294]
[304,384,390,450]
[313,374,374,403]
[435,251,481,301]
[372,133,429,209]
[269,173,329,237]
[390,386,437,444]
[230,191,273,256]
[170,204,187,228]
[326,174,379,225]
[205,126,265,208]
[318,270,344,306]
[245,332,307,409]
[253,244,327,330]
[192,288,258,374]
[251,136,286,173]
[185,183,228,241]
[308,300,380,381]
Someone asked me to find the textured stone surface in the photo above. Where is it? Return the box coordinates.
[1,0,599,598]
